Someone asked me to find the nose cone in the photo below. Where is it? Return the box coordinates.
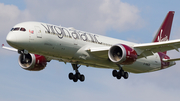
[6,32,17,46]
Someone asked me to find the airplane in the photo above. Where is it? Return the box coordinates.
[2,11,180,82]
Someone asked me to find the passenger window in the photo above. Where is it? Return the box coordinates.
[14,27,20,31]
[20,28,26,31]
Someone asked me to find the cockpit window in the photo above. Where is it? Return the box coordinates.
[13,27,20,31]
[20,28,26,31]
[11,27,26,32]
[10,28,14,31]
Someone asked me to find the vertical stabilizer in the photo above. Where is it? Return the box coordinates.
[152,11,175,54]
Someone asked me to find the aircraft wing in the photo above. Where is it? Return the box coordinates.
[87,39,180,59]
[87,46,110,58]
[133,39,180,58]
[2,44,17,52]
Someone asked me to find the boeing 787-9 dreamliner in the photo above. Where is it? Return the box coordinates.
[2,11,180,82]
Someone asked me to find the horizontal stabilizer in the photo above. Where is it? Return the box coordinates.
[162,58,180,62]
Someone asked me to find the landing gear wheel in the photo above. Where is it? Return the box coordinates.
[69,73,74,80]
[75,72,81,79]
[120,70,124,76]
[112,70,118,77]
[80,75,85,82]
[123,72,129,79]
[116,73,121,79]
[73,76,78,82]
[112,67,129,80]
[70,64,85,82]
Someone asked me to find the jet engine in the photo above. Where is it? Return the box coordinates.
[18,53,47,71]
[108,44,137,65]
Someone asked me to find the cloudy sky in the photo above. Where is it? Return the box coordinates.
[1,0,180,101]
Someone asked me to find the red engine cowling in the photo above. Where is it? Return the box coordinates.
[108,44,137,65]
[18,53,47,71]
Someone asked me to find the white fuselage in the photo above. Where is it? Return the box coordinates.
[7,22,171,73]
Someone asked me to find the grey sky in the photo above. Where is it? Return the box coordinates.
[1,0,180,101]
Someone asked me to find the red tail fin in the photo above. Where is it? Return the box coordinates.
[152,11,175,54]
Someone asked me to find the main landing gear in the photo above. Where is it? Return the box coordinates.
[68,64,85,82]
[112,65,129,79]
[68,64,128,82]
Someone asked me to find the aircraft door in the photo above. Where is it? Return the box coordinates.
[35,26,42,38]
[29,29,35,41]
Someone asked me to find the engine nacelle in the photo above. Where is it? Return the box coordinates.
[18,53,47,71]
[108,44,137,65]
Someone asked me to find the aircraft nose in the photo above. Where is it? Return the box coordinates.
[6,32,17,46]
